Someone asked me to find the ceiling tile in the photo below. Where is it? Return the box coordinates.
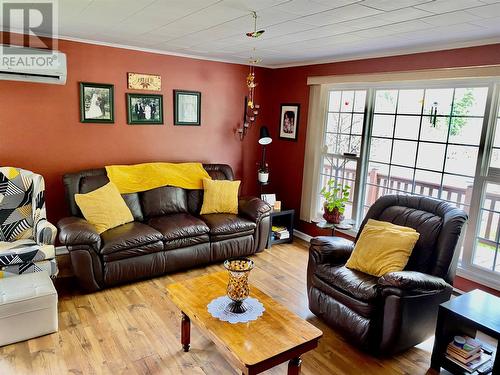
[294,4,382,26]
[466,2,500,17]
[360,0,432,11]
[273,0,344,15]
[414,0,486,13]
[422,10,483,26]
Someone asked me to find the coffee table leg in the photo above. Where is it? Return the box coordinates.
[181,312,190,352]
[288,357,302,375]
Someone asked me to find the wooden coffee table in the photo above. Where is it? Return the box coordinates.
[166,271,323,375]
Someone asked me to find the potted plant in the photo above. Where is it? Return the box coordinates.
[258,163,269,183]
[320,179,350,224]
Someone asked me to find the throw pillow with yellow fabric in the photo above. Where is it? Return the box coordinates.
[346,219,420,277]
[75,182,134,234]
[200,179,240,215]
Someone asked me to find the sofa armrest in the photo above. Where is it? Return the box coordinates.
[57,217,101,250]
[309,236,355,265]
[238,196,271,223]
[35,219,57,245]
[379,271,451,295]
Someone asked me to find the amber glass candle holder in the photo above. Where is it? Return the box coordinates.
[224,257,255,314]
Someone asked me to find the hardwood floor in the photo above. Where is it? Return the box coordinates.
[0,240,436,375]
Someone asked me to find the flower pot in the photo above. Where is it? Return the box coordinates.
[258,171,269,183]
[323,205,344,224]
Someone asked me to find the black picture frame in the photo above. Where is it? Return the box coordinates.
[174,90,201,126]
[79,82,114,123]
[278,103,300,141]
[126,93,164,125]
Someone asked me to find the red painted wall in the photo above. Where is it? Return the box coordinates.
[0,37,265,223]
[261,43,500,237]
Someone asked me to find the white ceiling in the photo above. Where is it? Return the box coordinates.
[18,0,500,67]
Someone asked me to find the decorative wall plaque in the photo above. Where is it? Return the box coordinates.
[127,72,161,91]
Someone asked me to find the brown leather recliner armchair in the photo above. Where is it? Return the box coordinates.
[307,195,468,355]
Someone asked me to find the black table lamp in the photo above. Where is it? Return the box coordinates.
[258,126,272,183]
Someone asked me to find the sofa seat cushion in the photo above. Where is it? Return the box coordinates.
[200,214,256,241]
[148,214,209,240]
[314,265,380,303]
[100,222,163,256]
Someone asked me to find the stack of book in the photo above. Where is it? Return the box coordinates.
[445,336,492,373]
[272,225,290,240]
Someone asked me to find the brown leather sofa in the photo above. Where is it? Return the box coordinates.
[307,195,467,355]
[57,164,271,292]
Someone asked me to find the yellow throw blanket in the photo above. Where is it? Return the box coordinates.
[105,162,211,194]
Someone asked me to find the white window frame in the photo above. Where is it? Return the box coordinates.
[316,77,500,290]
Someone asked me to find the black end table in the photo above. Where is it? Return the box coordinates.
[267,209,294,248]
[431,289,499,374]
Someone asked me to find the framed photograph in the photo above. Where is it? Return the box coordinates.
[127,72,161,91]
[79,82,114,123]
[279,103,300,141]
[174,90,201,126]
[126,93,163,125]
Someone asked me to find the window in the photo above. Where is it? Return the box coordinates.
[319,90,366,220]
[365,87,487,216]
[316,78,500,287]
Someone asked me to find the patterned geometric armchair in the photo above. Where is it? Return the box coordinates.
[0,167,58,278]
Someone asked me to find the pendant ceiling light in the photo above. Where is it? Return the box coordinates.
[238,11,265,141]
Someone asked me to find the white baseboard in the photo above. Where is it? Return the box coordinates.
[293,230,312,242]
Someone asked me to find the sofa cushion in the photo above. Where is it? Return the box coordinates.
[78,175,143,222]
[200,214,256,241]
[141,186,188,218]
[100,222,163,255]
[314,264,380,303]
[148,214,209,240]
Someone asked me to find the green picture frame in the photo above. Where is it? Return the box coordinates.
[126,93,164,125]
[174,90,201,126]
[79,82,114,123]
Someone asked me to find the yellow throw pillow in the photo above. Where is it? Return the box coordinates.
[200,179,240,215]
[75,182,134,234]
[345,220,420,277]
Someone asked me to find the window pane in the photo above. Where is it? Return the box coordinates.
[369,138,392,163]
[389,166,414,193]
[354,91,366,112]
[392,140,417,167]
[420,116,449,142]
[452,87,488,117]
[327,113,339,133]
[416,143,446,171]
[449,117,482,145]
[395,115,420,140]
[491,149,500,169]
[397,89,424,114]
[494,118,500,148]
[441,174,473,212]
[341,91,354,112]
[338,113,353,134]
[445,145,478,176]
[424,88,454,116]
[414,169,442,198]
[352,114,364,135]
[372,114,394,137]
[375,90,397,113]
[473,183,500,272]
[329,91,341,112]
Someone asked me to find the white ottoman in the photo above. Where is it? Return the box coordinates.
[0,272,58,346]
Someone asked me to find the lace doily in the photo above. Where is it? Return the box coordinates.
[207,296,265,324]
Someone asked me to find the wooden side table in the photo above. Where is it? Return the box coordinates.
[430,289,499,374]
[267,209,294,248]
